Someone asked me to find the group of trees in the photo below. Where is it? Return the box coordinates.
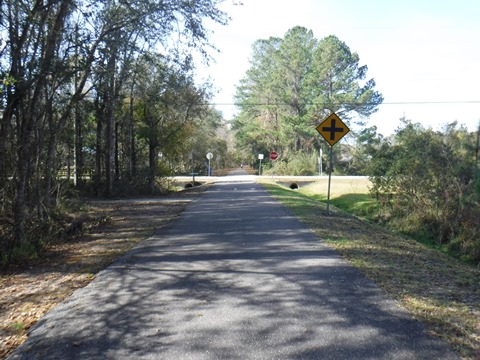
[232,26,383,168]
[1,2,477,267]
[0,0,230,264]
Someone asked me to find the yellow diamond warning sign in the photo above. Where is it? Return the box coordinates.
[316,113,350,146]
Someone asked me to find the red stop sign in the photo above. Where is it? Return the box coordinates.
[270,151,278,160]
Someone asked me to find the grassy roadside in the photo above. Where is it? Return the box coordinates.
[260,180,480,359]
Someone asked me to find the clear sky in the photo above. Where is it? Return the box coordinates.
[196,0,480,135]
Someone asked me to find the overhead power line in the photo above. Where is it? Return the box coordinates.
[206,100,480,107]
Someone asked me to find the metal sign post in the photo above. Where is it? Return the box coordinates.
[190,151,195,185]
[206,152,213,176]
[270,151,278,179]
[258,153,264,175]
[319,148,323,176]
[326,146,333,212]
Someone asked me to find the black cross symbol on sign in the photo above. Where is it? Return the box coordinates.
[316,112,350,146]
[322,119,344,140]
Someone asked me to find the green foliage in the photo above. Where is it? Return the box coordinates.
[368,120,480,264]
[232,27,383,163]
[0,0,229,265]
[330,194,379,218]
[307,35,383,123]
[8,242,39,265]
[343,126,386,175]
[264,151,319,176]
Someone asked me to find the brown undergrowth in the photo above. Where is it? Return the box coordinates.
[0,185,208,359]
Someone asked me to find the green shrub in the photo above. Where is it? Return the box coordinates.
[368,121,480,264]
[265,151,318,176]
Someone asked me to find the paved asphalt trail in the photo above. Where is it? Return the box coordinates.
[8,172,459,359]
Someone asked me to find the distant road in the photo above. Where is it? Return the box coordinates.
[8,172,458,359]
[173,169,368,183]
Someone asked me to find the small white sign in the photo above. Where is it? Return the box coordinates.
[258,154,264,160]
[206,152,213,160]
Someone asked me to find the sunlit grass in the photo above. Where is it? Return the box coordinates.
[299,176,371,195]
[266,177,378,219]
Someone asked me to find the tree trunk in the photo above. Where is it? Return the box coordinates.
[75,103,83,188]
[44,133,57,210]
[104,45,117,197]
[115,121,120,179]
[95,94,104,197]
[14,104,35,248]
[149,141,156,193]
[13,0,73,248]
[0,91,16,187]
[105,94,115,197]
[127,82,136,179]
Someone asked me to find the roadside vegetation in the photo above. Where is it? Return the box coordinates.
[0,2,478,357]
[261,180,479,359]
[0,185,208,359]
[254,120,480,265]
[0,1,235,267]
[231,24,479,265]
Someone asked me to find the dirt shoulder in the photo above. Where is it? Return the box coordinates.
[0,185,208,360]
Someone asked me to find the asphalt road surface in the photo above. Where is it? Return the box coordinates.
[8,171,459,359]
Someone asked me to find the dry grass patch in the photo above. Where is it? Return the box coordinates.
[299,176,372,197]
[0,186,208,359]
